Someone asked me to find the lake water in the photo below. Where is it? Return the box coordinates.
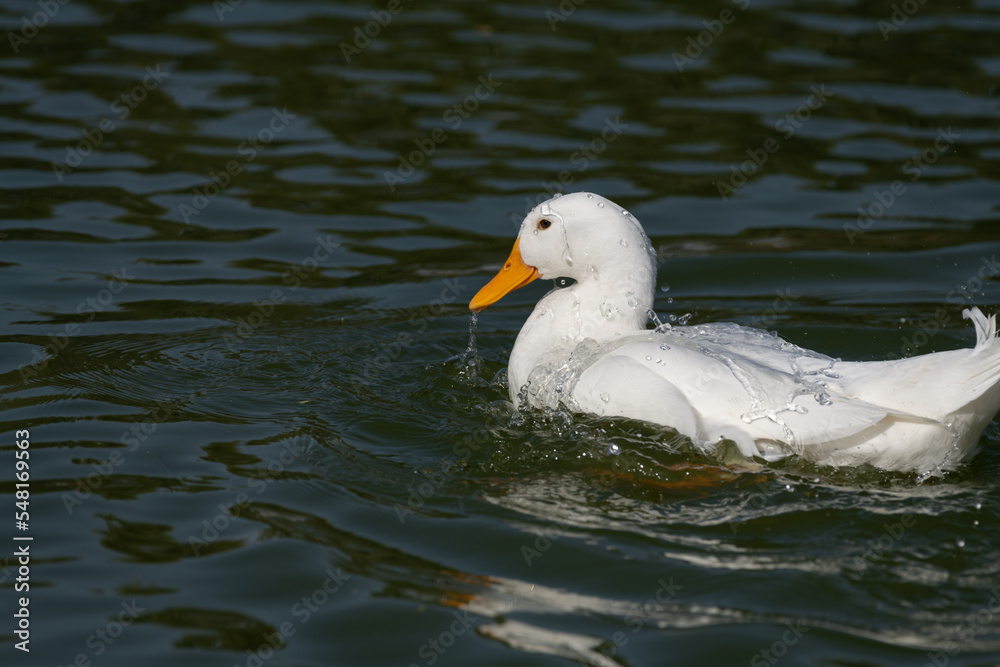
[2,0,1000,665]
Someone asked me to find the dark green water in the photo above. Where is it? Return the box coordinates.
[2,0,1000,665]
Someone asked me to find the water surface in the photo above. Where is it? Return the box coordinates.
[2,0,1000,665]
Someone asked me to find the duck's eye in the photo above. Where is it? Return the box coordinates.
[537,219,552,230]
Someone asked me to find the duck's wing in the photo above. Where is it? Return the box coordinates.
[570,333,904,460]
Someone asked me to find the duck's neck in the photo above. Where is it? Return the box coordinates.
[507,277,652,402]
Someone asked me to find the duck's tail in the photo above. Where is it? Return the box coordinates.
[960,307,1000,405]
[834,307,1000,421]
[967,306,997,347]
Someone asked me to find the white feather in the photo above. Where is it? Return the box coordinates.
[478,193,1000,475]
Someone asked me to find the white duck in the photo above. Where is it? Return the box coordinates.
[469,192,1000,474]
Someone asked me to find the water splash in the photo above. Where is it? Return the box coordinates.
[457,311,481,380]
[915,421,963,484]
[562,247,574,267]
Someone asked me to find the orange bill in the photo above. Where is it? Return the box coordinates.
[469,239,540,312]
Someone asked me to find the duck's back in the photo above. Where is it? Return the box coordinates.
[541,310,1000,473]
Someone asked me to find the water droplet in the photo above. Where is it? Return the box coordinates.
[562,248,574,266]
[586,194,594,199]
[607,443,620,455]
[645,355,652,361]
[659,343,670,351]
[956,539,965,548]
[815,392,832,406]
[627,296,638,308]
[620,239,628,247]
[666,297,674,303]
[974,502,982,510]
[622,209,630,217]
[678,313,692,325]
[660,283,670,292]
[533,229,538,235]
[597,202,605,208]
[600,392,610,403]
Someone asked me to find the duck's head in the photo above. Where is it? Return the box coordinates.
[470,192,657,313]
